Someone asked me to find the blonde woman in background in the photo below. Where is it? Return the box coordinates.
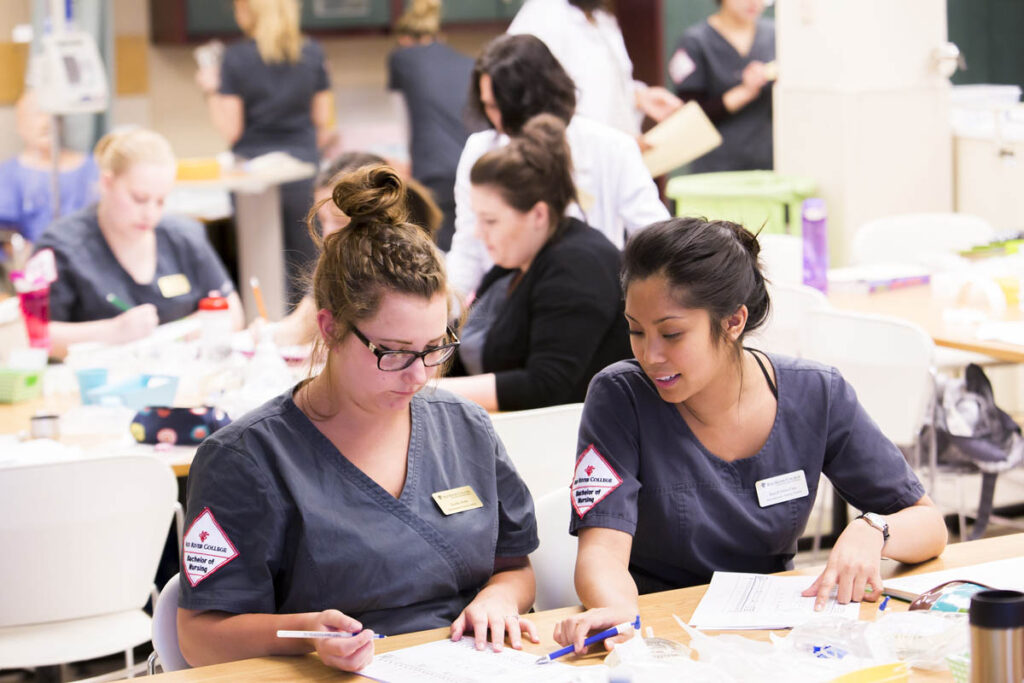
[33,128,243,359]
[387,0,477,251]
[196,0,336,304]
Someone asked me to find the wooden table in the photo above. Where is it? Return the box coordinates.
[150,533,1024,681]
[829,284,1024,363]
[0,395,194,477]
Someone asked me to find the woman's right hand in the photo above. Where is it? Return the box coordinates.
[740,61,769,93]
[195,66,220,96]
[308,609,376,672]
[552,606,637,655]
[114,304,159,342]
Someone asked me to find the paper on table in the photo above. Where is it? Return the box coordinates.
[688,572,860,630]
[883,557,1024,601]
[641,101,722,177]
[356,638,607,683]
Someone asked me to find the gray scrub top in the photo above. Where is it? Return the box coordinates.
[570,355,925,594]
[179,387,538,636]
[671,18,775,172]
[34,205,235,324]
[219,39,329,164]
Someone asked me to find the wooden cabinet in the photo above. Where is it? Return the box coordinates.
[151,0,521,43]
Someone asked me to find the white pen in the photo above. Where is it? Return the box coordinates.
[277,630,386,640]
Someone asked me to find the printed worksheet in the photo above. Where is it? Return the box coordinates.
[356,638,608,683]
[688,572,861,630]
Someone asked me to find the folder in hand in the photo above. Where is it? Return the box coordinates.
[641,101,723,177]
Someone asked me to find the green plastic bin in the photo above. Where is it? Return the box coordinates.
[666,171,817,235]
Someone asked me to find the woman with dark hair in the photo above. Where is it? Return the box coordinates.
[669,0,775,171]
[507,0,682,135]
[551,217,947,653]
[178,166,539,672]
[440,114,630,412]
[447,34,668,298]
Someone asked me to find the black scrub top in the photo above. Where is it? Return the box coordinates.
[34,205,235,324]
[179,388,538,636]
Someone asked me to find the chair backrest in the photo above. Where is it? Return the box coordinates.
[528,489,578,612]
[152,573,190,672]
[850,213,995,266]
[802,309,934,446]
[489,403,583,499]
[758,233,803,285]
[747,282,830,357]
[0,455,178,628]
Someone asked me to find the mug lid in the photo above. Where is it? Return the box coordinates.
[970,589,1024,628]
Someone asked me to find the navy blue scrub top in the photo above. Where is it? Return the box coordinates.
[33,205,235,325]
[570,354,926,594]
[179,388,538,636]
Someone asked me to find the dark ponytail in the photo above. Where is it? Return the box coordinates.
[621,217,771,344]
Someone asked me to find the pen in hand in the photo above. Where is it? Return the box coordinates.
[536,616,640,664]
[106,293,132,312]
[276,630,386,640]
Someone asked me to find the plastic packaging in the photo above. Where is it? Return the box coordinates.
[802,198,829,293]
[198,291,232,362]
[864,611,968,670]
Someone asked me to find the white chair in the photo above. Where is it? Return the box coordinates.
[802,310,936,545]
[803,309,934,448]
[748,282,830,358]
[489,403,583,499]
[850,213,996,267]
[528,489,579,611]
[758,233,803,285]
[849,212,999,369]
[0,455,178,676]
[147,574,190,674]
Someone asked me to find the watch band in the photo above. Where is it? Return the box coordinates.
[857,512,890,543]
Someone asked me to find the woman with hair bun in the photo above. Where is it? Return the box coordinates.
[33,128,242,359]
[553,217,948,654]
[178,165,540,672]
[440,114,630,412]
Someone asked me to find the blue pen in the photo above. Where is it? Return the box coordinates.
[878,596,890,612]
[535,616,640,664]
[276,629,386,640]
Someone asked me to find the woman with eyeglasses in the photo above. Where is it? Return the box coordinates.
[440,114,631,412]
[177,165,540,672]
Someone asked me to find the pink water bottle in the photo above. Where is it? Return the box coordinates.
[802,198,828,293]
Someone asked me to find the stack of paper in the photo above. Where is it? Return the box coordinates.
[688,572,861,630]
[883,557,1024,601]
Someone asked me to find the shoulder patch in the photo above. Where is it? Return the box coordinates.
[571,444,623,518]
[668,48,697,85]
[182,507,240,587]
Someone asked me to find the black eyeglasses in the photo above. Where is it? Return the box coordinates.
[350,325,460,371]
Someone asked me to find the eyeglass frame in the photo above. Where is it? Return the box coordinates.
[349,324,461,371]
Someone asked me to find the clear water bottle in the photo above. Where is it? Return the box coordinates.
[198,291,232,362]
[801,198,828,293]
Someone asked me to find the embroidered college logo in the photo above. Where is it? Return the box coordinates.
[571,444,623,518]
[182,507,239,587]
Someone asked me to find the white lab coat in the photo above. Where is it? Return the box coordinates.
[446,115,669,297]
[507,0,641,136]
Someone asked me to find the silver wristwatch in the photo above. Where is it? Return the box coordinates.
[857,512,890,544]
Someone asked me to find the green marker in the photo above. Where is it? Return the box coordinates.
[105,293,131,312]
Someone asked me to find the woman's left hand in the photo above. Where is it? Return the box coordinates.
[802,518,885,610]
[450,588,539,652]
[195,66,220,96]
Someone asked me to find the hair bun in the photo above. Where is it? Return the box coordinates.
[730,221,761,260]
[331,165,407,228]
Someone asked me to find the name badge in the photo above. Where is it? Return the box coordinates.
[158,273,192,298]
[755,470,809,508]
[431,486,484,515]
